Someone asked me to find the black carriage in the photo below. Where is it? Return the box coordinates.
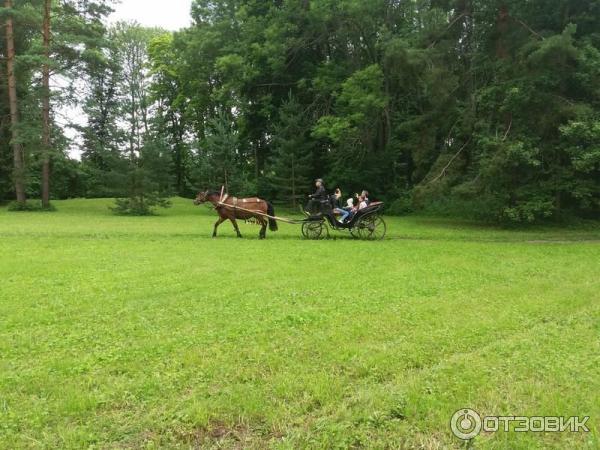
[301,199,387,240]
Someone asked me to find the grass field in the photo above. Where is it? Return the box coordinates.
[1,198,599,449]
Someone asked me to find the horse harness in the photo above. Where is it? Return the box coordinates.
[217,194,265,217]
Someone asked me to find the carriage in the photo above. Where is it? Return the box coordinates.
[194,189,387,240]
[300,199,387,240]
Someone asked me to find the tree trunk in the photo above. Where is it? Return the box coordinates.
[129,86,136,159]
[291,153,296,208]
[41,0,51,207]
[4,0,26,204]
[496,4,509,59]
[254,140,259,192]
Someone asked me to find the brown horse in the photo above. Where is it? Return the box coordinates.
[194,190,278,239]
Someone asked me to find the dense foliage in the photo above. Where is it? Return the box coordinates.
[2,0,599,221]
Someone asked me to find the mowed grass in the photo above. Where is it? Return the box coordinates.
[0,198,599,449]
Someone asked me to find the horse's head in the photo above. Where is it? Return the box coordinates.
[193,190,209,205]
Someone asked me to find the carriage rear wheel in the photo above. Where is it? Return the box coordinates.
[355,214,386,240]
[302,220,327,240]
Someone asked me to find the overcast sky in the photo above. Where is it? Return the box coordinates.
[109,0,193,30]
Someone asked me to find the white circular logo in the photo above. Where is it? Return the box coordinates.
[450,408,482,440]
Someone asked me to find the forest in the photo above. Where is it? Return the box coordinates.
[1,0,599,222]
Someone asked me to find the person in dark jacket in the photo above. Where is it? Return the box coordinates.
[332,188,350,222]
[305,178,327,215]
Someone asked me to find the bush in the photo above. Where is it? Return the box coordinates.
[7,201,56,212]
[412,192,506,223]
[386,194,414,215]
[111,195,171,216]
[501,199,555,223]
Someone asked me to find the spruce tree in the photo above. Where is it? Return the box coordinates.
[112,137,173,215]
[267,96,313,208]
[202,111,240,192]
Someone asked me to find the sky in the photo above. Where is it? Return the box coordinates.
[109,0,193,30]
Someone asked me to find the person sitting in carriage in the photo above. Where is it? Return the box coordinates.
[332,188,350,223]
[305,178,328,215]
[344,191,370,222]
[359,190,370,207]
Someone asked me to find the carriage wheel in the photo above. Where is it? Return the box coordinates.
[302,220,326,240]
[357,215,386,240]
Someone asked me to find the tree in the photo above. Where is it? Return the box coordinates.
[201,111,241,193]
[108,23,163,159]
[313,64,389,190]
[267,95,313,207]
[112,137,173,215]
[93,22,174,214]
[3,0,26,204]
[0,0,113,206]
[36,0,113,205]
[79,31,124,197]
[148,33,190,195]
[41,0,50,207]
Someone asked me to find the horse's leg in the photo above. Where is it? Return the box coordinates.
[260,204,270,239]
[230,217,242,238]
[213,216,226,238]
[258,217,267,239]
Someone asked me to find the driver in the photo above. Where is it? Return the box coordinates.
[305,178,327,215]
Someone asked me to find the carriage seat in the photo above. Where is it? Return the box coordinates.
[355,201,383,216]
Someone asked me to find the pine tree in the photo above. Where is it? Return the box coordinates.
[3,0,26,204]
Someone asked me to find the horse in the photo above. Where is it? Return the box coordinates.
[193,190,278,239]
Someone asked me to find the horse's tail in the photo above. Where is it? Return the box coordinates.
[267,202,278,231]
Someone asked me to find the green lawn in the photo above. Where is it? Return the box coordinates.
[1,198,598,449]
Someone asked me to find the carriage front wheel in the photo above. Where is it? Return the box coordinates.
[302,220,327,240]
[354,214,386,240]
